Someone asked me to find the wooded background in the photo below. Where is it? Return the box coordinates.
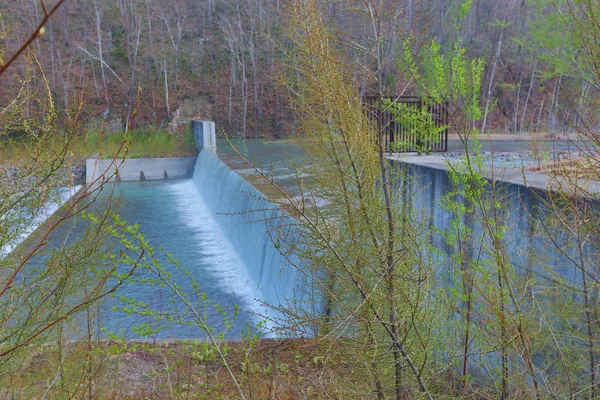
[0,0,591,137]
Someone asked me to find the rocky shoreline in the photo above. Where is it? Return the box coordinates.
[443,150,580,167]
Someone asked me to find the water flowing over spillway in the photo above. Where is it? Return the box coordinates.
[89,149,306,339]
[1,186,82,257]
[16,147,307,339]
[192,150,305,317]
[165,179,270,330]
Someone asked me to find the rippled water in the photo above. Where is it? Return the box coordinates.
[23,179,269,340]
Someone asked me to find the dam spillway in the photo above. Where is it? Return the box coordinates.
[12,136,600,396]
[24,138,597,344]
[191,150,304,310]
[69,147,306,339]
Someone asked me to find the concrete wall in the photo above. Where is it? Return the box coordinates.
[191,120,216,153]
[85,120,218,184]
[86,155,196,184]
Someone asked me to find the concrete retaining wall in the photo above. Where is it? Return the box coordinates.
[86,155,196,184]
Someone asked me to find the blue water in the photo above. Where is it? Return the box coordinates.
[19,147,308,340]
[96,178,270,339]
[95,147,310,339]
[26,178,268,340]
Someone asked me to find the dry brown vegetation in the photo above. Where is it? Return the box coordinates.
[528,153,600,180]
[0,0,593,137]
[2,339,376,399]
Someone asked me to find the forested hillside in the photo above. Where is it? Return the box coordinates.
[0,0,595,137]
[3,1,600,398]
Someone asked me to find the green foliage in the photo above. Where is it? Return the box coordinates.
[402,39,420,79]
[385,99,444,154]
[526,0,600,84]
[279,1,440,397]
[457,0,473,28]
[1,125,197,163]
[81,126,197,160]
[429,41,448,102]
[0,50,137,385]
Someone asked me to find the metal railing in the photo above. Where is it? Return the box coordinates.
[363,96,449,153]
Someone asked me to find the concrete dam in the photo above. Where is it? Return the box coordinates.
[42,125,597,345]
[80,123,309,339]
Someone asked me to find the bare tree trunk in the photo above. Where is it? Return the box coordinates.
[368,4,404,398]
[582,253,596,400]
[146,1,160,116]
[164,58,170,116]
[63,51,74,110]
[549,74,562,134]
[481,28,504,135]
[30,0,42,55]
[126,17,142,130]
[513,71,523,133]
[91,60,100,98]
[94,0,109,105]
[0,17,9,50]
[500,270,508,400]
[228,46,235,125]
[160,10,186,91]
[519,63,537,134]
[241,54,248,137]
[406,0,414,31]
[577,80,590,128]
[536,99,544,132]
[47,21,58,91]
[249,26,261,125]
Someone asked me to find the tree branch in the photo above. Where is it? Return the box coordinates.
[0,0,67,77]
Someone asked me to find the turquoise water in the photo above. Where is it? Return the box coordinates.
[218,138,581,175]
[34,179,270,340]
[25,144,308,341]
[21,138,591,342]
[101,179,269,339]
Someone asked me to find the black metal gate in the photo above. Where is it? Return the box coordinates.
[363,96,449,153]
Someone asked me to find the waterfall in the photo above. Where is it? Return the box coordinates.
[191,150,306,327]
[1,185,82,257]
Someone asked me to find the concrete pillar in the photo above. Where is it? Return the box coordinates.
[192,120,216,152]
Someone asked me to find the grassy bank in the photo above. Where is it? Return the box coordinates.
[0,126,198,165]
[82,127,198,160]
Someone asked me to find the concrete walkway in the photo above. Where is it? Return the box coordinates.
[387,153,600,196]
